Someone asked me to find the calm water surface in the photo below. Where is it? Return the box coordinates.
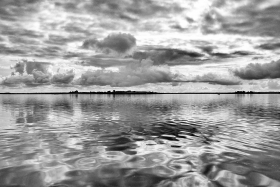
[0,94,280,187]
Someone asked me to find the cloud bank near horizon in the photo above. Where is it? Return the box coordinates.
[1,58,243,88]
[234,60,280,80]
[1,59,180,87]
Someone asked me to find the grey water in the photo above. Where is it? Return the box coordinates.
[0,94,280,187]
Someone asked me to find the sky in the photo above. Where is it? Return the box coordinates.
[0,0,280,92]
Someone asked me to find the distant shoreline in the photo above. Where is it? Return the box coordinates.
[0,92,279,95]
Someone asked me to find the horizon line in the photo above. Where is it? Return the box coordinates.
[0,91,280,95]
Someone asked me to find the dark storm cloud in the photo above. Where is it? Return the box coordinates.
[195,73,241,85]
[80,45,207,68]
[233,60,280,80]
[82,33,136,54]
[258,42,280,50]
[132,48,205,66]
[203,0,280,37]
[198,45,254,59]
[209,51,253,58]
[151,48,204,58]
[78,46,206,68]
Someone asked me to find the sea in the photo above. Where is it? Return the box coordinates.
[0,94,279,187]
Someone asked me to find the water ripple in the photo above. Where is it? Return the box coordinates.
[0,94,280,186]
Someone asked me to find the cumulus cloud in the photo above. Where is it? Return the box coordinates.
[1,75,34,86]
[267,80,280,90]
[2,70,51,86]
[195,73,241,85]
[2,69,76,86]
[12,60,51,75]
[1,60,75,86]
[51,70,75,84]
[75,59,179,87]
[32,70,51,84]
[82,33,136,55]
[233,60,280,80]
[2,59,181,87]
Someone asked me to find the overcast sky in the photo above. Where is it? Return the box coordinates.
[1,0,280,92]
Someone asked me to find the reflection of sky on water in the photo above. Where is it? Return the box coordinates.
[0,94,280,186]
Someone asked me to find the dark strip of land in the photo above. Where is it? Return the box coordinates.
[0,91,279,94]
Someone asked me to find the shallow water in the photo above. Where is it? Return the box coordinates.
[0,94,280,187]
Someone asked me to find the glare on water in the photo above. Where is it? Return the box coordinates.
[0,94,280,187]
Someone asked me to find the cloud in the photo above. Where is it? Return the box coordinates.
[57,0,183,23]
[62,24,91,35]
[195,73,241,85]
[0,0,41,22]
[79,46,206,68]
[198,44,254,59]
[1,60,53,86]
[1,75,34,86]
[2,60,74,86]
[1,70,51,86]
[51,70,75,84]
[34,46,64,59]
[132,48,205,66]
[78,55,138,68]
[44,34,84,46]
[75,59,179,87]
[1,24,44,38]
[12,60,51,75]
[258,42,280,50]
[233,60,280,80]
[0,44,27,56]
[2,59,180,87]
[267,80,280,90]
[82,33,136,54]
[8,36,40,45]
[202,0,280,37]
[32,70,51,84]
